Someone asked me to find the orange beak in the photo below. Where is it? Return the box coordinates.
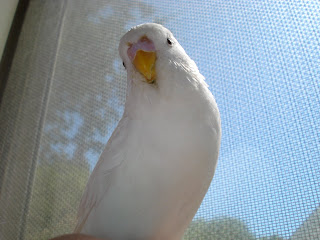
[132,50,156,83]
[128,36,157,83]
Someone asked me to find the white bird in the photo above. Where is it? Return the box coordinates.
[75,23,221,240]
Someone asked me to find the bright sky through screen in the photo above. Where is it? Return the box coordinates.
[150,1,320,238]
[86,1,320,238]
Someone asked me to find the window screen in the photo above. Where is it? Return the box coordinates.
[0,0,319,239]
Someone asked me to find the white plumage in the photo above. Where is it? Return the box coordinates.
[75,23,221,240]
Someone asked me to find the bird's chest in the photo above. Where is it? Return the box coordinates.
[124,106,216,194]
[93,98,219,240]
[110,112,217,239]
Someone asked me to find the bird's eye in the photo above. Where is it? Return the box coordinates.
[122,61,126,69]
[167,38,173,46]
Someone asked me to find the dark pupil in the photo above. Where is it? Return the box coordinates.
[167,38,172,45]
[122,62,126,68]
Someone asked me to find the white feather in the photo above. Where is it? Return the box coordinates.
[75,23,221,240]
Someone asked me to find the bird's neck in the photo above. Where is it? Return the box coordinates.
[124,72,210,122]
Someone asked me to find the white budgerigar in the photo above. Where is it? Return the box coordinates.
[75,23,221,240]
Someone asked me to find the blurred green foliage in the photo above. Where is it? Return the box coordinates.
[184,218,286,240]
[184,218,255,240]
[24,159,89,240]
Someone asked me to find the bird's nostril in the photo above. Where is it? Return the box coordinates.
[140,35,149,42]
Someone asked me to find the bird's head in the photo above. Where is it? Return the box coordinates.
[119,23,197,87]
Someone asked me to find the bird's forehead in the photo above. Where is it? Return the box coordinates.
[121,23,170,45]
[119,23,175,61]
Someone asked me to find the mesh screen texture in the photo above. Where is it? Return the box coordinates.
[0,0,319,239]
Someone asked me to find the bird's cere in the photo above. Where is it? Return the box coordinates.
[127,36,156,60]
